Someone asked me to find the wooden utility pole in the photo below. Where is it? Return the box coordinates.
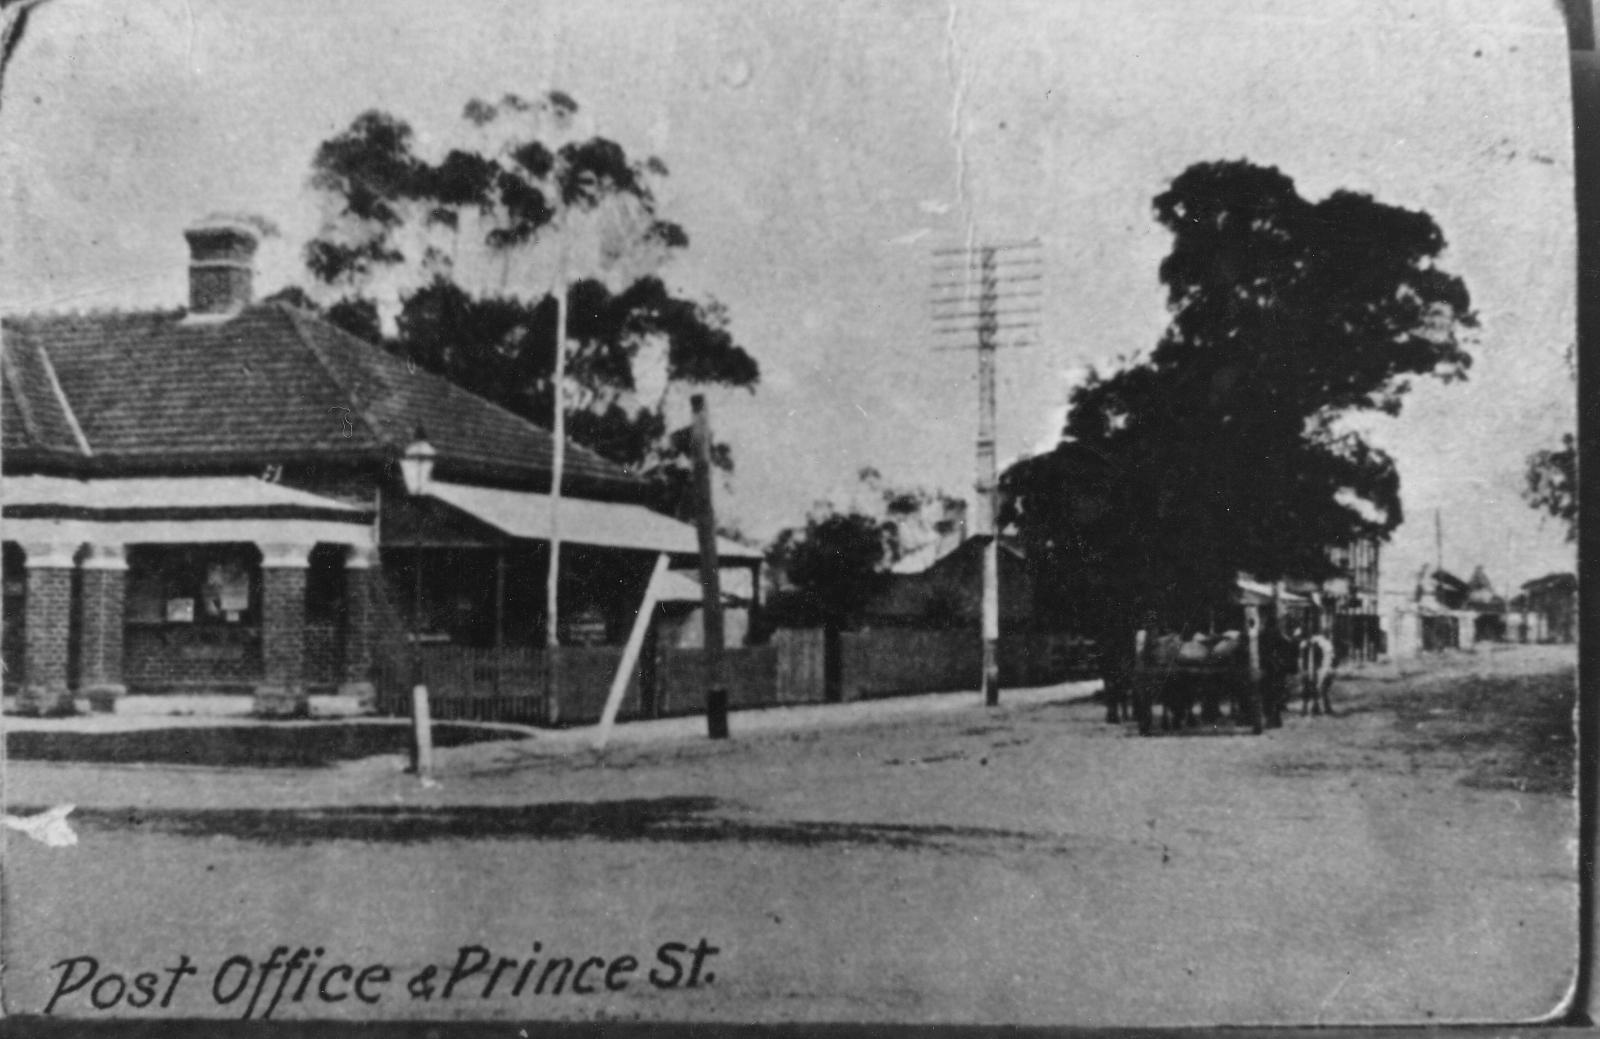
[689,394,729,738]
[931,239,1042,706]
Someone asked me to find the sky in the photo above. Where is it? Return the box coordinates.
[0,0,1579,596]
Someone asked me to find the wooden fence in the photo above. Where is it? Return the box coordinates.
[772,627,826,705]
[840,629,1099,699]
[374,628,1098,727]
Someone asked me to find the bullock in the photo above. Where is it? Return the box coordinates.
[1132,630,1254,734]
[1298,633,1336,716]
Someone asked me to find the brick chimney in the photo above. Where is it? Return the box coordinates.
[184,219,259,315]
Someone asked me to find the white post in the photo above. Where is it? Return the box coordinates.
[409,547,434,782]
[411,681,435,778]
[543,250,570,724]
[595,553,669,750]
[546,268,567,651]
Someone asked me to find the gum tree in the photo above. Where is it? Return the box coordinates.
[296,92,759,515]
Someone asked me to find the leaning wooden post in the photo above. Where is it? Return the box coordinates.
[595,553,669,750]
[689,394,729,739]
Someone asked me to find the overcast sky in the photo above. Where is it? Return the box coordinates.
[0,0,1578,594]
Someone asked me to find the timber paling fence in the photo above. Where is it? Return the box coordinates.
[374,629,1098,727]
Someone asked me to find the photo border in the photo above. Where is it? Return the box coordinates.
[0,3,1595,1036]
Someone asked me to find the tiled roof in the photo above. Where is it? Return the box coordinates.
[1,332,86,459]
[1,303,640,494]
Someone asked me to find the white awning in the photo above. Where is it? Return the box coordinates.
[1,517,374,547]
[425,481,762,562]
[1,475,372,547]
[1235,578,1314,606]
[2,475,363,512]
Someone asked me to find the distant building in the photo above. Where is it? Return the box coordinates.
[863,534,1035,631]
[1464,566,1508,641]
[1275,536,1383,661]
[1513,572,1577,644]
[1389,564,1517,654]
[1323,537,1383,661]
[654,569,754,649]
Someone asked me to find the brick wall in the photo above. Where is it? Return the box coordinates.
[124,626,263,690]
[24,566,73,689]
[189,266,252,314]
[343,566,376,684]
[78,568,126,688]
[261,567,307,685]
[304,622,343,688]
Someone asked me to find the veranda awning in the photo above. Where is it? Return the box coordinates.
[1235,578,1315,607]
[423,481,763,563]
[2,475,365,514]
[0,475,374,546]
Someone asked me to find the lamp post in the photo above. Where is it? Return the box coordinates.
[401,431,437,781]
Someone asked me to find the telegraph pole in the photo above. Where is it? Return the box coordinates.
[931,239,1042,706]
[690,395,729,739]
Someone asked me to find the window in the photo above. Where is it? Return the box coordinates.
[126,545,260,626]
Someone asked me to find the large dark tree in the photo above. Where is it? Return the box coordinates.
[1003,160,1475,698]
[294,93,758,514]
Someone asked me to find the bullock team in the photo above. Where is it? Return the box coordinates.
[1106,616,1339,736]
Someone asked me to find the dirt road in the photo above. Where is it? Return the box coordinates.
[3,645,1577,1025]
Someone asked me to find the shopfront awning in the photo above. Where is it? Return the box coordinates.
[424,481,762,563]
[1,475,373,546]
[1235,578,1315,607]
[2,475,366,514]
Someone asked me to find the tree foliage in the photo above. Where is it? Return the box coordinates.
[1525,433,1577,542]
[294,93,758,511]
[766,469,964,630]
[1003,160,1475,633]
[767,511,899,630]
[1522,342,1576,543]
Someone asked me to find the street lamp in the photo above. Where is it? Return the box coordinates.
[401,430,436,496]
[401,428,437,782]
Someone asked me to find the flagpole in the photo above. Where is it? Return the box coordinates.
[544,246,568,722]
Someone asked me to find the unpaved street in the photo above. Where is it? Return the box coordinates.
[3,645,1577,1025]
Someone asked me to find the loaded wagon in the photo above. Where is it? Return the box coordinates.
[1130,606,1280,736]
